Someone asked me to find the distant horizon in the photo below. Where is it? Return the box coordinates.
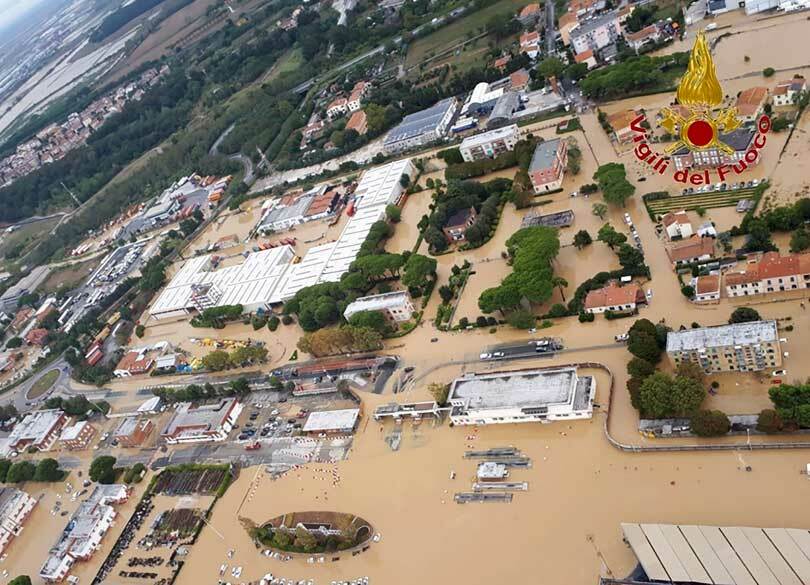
[0,0,47,35]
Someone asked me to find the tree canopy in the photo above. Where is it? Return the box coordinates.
[729,307,761,324]
[638,372,706,418]
[593,163,635,207]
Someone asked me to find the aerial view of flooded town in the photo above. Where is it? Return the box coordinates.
[1,0,810,584]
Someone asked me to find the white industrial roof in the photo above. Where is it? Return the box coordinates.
[279,159,411,300]
[460,124,519,150]
[302,408,360,432]
[9,409,64,444]
[150,245,295,316]
[622,523,810,585]
[666,320,778,352]
[450,368,578,409]
[344,291,411,319]
[466,81,504,109]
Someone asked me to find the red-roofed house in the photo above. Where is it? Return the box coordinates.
[493,55,512,71]
[772,77,806,108]
[114,350,155,378]
[584,282,645,314]
[666,236,716,266]
[607,109,642,144]
[725,251,810,298]
[735,87,769,123]
[624,24,661,52]
[692,275,721,303]
[25,328,49,346]
[326,97,348,120]
[661,210,693,240]
[510,69,530,90]
[574,49,597,69]
[346,110,368,135]
[518,3,542,24]
[520,31,541,59]
[347,81,370,112]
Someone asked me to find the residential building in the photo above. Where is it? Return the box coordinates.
[624,24,661,52]
[692,274,721,303]
[617,4,634,22]
[442,207,478,242]
[8,409,67,452]
[160,398,243,444]
[39,485,130,582]
[343,291,415,324]
[447,367,596,425]
[666,320,781,373]
[519,31,541,58]
[326,97,348,119]
[346,110,368,135]
[383,98,457,154]
[569,0,606,17]
[518,3,542,24]
[25,327,49,346]
[735,86,769,123]
[149,245,296,319]
[662,210,693,240]
[666,236,716,266]
[772,76,807,108]
[113,349,156,377]
[528,138,568,193]
[509,69,530,91]
[459,124,520,162]
[574,48,597,69]
[302,409,360,435]
[558,12,580,45]
[58,421,96,451]
[347,81,369,111]
[672,128,757,170]
[113,417,154,448]
[570,11,621,56]
[0,487,37,555]
[583,282,645,314]
[725,251,810,298]
[493,55,511,71]
[607,109,641,144]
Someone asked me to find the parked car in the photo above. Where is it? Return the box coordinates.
[772,370,787,376]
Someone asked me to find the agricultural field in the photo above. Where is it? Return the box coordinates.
[405,0,528,68]
[644,185,761,216]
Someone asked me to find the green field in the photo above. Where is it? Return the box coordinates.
[644,187,759,216]
[405,0,529,67]
[263,48,304,83]
[28,369,59,399]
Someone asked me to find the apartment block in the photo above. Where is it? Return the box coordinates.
[725,251,810,298]
[459,125,520,162]
[666,320,781,373]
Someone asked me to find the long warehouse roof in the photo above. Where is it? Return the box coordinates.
[622,523,810,585]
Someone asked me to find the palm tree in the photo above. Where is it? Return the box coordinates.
[551,276,568,302]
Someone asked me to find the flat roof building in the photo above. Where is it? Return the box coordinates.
[8,409,67,452]
[160,398,243,444]
[529,138,568,193]
[113,417,154,448]
[621,522,810,585]
[149,245,296,319]
[40,484,129,583]
[448,367,595,425]
[58,420,96,451]
[666,320,781,373]
[383,98,457,154]
[302,408,360,435]
[343,290,415,324]
[0,487,37,555]
[459,124,520,162]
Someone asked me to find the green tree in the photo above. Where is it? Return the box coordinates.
[135,324,145,338]
[573,229,592,249]
[597,223,627,249]
[592,202,608,219]
[681,285,695,298]
[8,577,32,585]
[756,409,783,433]
[729,307,760,324]
[627,357,655,379]
[385,204,402,223]
[594,163,635,207]
[628,332,662,363]
[675,361,705,384]
[202,350,231,371]
[6,461,35,483]
[0,459,11,482]
[438,285,454,303]
[763,67,775,77]
[34,458,64,482]
[273,529,294,548]
[348,310,390,334]
[507,309,536,329]
[690,410,730,437]
[89,455,117,484]
[538,57,565,80]
[790,227,810,253]
[428,382,450,405]
[294,525,319,552]
[402,254,437,291]
[6,337,22,349]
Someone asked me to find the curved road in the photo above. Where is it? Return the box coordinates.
[210,122,256,185]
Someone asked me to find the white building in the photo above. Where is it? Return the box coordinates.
[7,409,67,452]
[149,245,296,319]
[463,82,504,115]
[662,210,693,240]
[459,125,520,162]
[160,398,243,444]
[40,485,129,583]
[383,99,457,154]
[692,275,721,303]
[772,77,807,107]
[448,367,596,425]
[302,408,360,435]
[343,290,415,323]
[725,251,810,298]
[279,160,414,300]
[570,11,621,56]
[0,487,37,555]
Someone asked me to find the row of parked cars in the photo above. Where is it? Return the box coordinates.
[680,179,760,196]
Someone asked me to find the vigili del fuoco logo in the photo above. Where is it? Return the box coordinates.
[630,31,771,185]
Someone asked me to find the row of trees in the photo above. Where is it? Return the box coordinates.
[580,52,690,101]
[152,377,252,404]
[190,305,245,329]
[0,458,65,483]
[201,345,268,372]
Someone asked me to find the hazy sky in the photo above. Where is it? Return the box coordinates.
[0,0,46,33]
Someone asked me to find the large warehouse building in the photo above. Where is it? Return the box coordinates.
[383,99,457,154]
[279,159,415,300]
[447,367,595,425]
[149,245,296,319]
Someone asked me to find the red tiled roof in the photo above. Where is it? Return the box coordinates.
[494,56,511,70]
[306,189,336,217]
[666,236,715,263]
[607,109,639,132]
[662,211,690,227]
[520,31,540,46]
[327,97,347,110]
[732,251,810,284]
[625,24,657,42]
[519,3,541,17]
[696,275,720,294]
[584,283,642,310]
[510,69,530,88]
[115,351,154,374]
[736,87,768,117]
[25,328,49,346]
[558,11,578,27]
[346,110,367,133]
[574,49,594,63]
